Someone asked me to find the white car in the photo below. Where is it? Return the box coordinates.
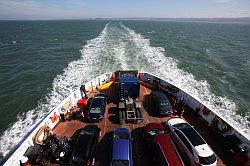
[166,118,217,166]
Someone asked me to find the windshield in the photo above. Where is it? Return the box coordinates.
[199,154,216,165]
[179,127,205,146]
[147,129,166,136]
[90,107,101,113]
[160,102,171,110]
[114,132,129,139]
[112,160,129,166]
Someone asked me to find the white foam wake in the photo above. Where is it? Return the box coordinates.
[120,24,249,136]
[0,23,110,158]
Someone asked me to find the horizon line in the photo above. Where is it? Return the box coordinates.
[0,17,250,21]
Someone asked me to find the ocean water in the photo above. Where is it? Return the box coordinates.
[0,20,249,159]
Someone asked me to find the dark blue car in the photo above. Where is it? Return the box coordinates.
[72,125,100,166]
[111,128,133,166]
[150,91,173,116]
[87,96,106,122]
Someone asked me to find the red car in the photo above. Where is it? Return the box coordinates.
[144,123,184,166]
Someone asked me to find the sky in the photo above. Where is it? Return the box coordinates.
[0,0,249,20]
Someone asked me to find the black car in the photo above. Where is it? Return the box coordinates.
[72,125,100,166]
[87,96,107,122]
[150,91,173,116]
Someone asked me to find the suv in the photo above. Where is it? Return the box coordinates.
[166,118,217,166]
[144,123,184,166]
[72,125,100,166]
[111,128,133,166]
[87,96,107,122]
[150,91,173,116]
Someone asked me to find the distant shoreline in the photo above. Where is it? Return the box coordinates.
[0,17,250,24]
[0,17,249,20]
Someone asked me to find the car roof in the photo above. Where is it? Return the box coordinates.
[155,134,184,166]
[178,126,205,146]
[90,97,105,107]
[114,128,130,135]
[112,139,130,161]
[73,134,96,158]
[168,118,186,126]
[145,123,165,132]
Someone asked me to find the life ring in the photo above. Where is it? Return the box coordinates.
[202,106,211,115]
[33,125,51,145]
[50,112,59,123]
[212,117,231,134]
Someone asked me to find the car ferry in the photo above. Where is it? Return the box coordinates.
[2,70,249,166]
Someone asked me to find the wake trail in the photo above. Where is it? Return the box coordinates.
[118,23,249,135]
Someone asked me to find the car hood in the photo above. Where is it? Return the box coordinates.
[194,144,214,157]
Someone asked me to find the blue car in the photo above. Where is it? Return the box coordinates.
[87,96,106,122]
[111,128,133,166]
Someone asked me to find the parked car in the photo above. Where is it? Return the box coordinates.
[111,128,133,166]
[150,91,173,116]
[166,118,217,166]
[87,96,107,122]
[143,123,184,166]
[72,125,100,166]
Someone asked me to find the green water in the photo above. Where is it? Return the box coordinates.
[0,20,249,158]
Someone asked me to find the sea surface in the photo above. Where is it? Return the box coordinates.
[0,19,249,159]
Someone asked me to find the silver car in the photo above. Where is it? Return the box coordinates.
[166,118,217,166]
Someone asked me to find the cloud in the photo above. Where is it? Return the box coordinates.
[0,0,86,20]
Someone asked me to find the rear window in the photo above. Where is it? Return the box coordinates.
[199,154,216,165]
[177,126,205,146]
[160,102,171,110]
[112,160,129,166]
[174,123,206,146]
[90,107,101,113]
[114,132,129,139]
